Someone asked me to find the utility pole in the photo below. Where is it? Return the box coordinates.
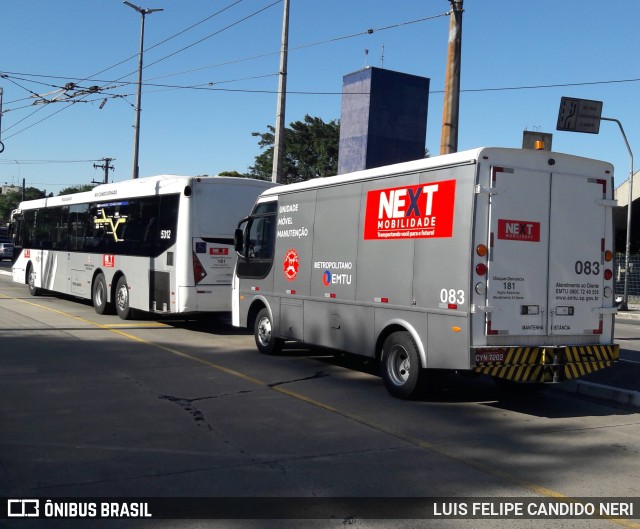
[271,0,290,184]
[0,87,4,153]
[93,157,115,185]
[124,1,163,179]
[440,0,463,155]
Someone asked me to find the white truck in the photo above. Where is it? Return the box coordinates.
[232,148,619,398]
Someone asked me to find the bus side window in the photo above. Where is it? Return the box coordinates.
[52,207,69,250]
[68,204,90,251]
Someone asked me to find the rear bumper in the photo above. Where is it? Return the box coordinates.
[473,345,620,383]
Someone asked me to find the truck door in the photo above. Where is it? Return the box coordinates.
[485,167,608,337]
[547,174,606,335]
[485,167,550,336]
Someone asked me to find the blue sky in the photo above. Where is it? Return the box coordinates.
[0,0,638,194]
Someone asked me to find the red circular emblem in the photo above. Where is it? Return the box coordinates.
[283,249,299,281]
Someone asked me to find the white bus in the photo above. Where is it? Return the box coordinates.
[11,175,276,319]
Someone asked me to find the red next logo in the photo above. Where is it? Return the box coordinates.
[497,219,541,242]
[363,179,456,240]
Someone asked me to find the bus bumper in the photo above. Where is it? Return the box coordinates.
[472,345,620,383]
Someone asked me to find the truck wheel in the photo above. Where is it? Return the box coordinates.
[92,273,113,315]
[254,308,283,355]
[380,331,425,399]
[27,264,41,296]
[115,276,132,320]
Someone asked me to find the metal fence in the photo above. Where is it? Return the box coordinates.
[614,254,640,306]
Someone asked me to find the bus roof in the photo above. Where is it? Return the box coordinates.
[15,175,275,210]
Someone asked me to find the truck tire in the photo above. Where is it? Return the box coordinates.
[254,307,284,355]
[115,276,133,320]
[380,331,425,399]
[27,264,41,296]
[92,273,113,315]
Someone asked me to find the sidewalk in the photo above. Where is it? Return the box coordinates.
[557,308,640,408]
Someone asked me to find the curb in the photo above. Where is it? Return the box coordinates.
[0,269,12,277]
[615,312,640,321]
[560,379,640,408]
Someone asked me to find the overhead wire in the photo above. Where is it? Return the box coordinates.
[1,0,263,140]
[3,5,640,145]
[131,0,283,76]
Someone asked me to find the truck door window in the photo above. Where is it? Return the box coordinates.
[237,201,277,279]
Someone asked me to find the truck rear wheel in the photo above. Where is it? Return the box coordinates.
[381,331,425,399]
[254,308,283,355]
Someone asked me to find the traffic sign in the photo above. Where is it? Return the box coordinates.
[556,97,603,134]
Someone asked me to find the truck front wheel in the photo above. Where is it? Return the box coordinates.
[380,331,425,399]
[254,308,283,355]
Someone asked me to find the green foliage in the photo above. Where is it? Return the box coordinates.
[0,187,46,222]
[58,184,96,196]
[249,115,340,184]
[217,171,249,178]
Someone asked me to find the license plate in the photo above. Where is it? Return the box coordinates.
[475,349,505,363]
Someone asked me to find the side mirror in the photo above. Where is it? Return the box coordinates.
[234,228,245,257]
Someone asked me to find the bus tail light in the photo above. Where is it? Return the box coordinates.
[192,251,207,285]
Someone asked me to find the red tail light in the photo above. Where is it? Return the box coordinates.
[192,251,207,285]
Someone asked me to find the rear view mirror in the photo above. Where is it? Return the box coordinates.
[234,228,245,257]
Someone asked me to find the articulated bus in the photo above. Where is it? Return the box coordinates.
[11,175,276,319]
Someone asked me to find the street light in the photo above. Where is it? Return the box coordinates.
[123,1,163,179]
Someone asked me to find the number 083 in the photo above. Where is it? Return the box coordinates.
[440,288,464,305]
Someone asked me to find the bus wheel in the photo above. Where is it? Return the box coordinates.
[27,265,41,296]
[93,274,113,315]
[254,308,283,355]
[115,276,132,320]
[380,331,425,399]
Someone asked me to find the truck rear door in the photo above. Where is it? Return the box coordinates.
[485,167,550,336]
[485,166,608,337]
[547,174,607,335]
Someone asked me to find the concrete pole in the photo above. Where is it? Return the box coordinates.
[124,2,163,179]
[132,11,146,180]
[440,0,463,155]
[601,117,634,310]
[271,0,290,183]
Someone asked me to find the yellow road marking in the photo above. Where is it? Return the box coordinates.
[2,292,639,527]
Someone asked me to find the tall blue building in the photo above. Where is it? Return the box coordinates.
[338,67,430,174]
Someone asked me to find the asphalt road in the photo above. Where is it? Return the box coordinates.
[1,270,640,529]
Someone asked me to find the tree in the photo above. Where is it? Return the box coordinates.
[218,171,248,178]
[249,115,340,183]
[58,184,95,196]
[0,187,46,223]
